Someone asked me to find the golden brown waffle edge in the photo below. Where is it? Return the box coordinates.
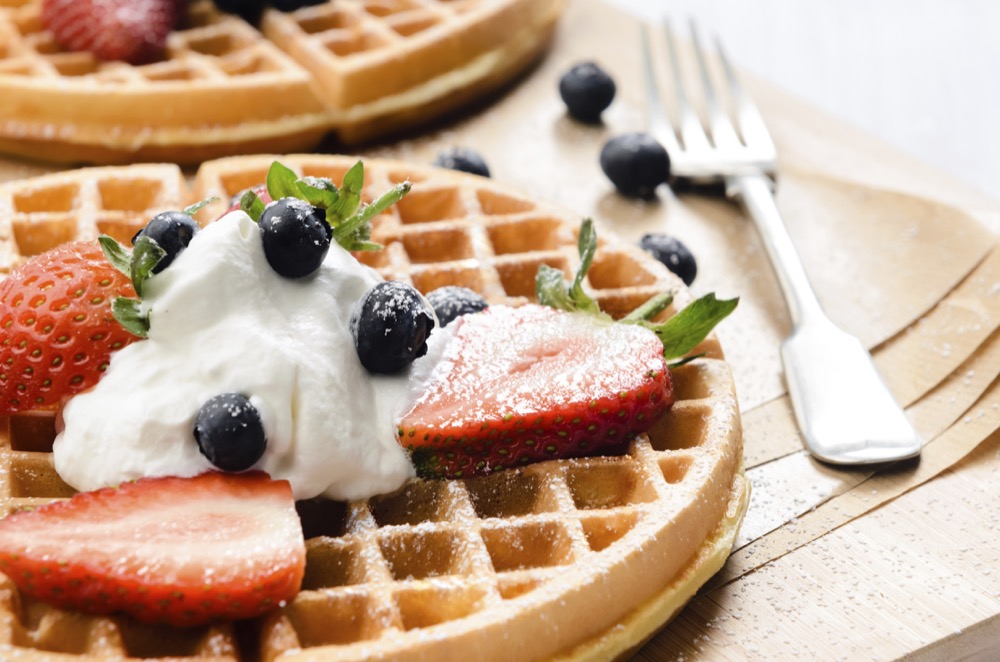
[0,0,564,165]
[0,155,747,661]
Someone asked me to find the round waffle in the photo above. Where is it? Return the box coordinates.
[0,155,747,660]
[0,0,564,165]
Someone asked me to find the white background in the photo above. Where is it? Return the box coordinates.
[608,0,1000,201]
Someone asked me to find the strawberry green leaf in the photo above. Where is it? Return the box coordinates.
[534,218,603,315]
[569,219,600,314]
[643,293,739,362]
[182,197,218,217]
[622,291,674,323]
[99,235,132,278]
[111,297,149,338]
[240,189,266,222]
[266,161,304,201]
[130,236,166,297]
[536,264,577,311]
[297,176,339,209]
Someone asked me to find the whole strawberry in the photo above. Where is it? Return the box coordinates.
[0,241,137,413]
[41,0,186,65]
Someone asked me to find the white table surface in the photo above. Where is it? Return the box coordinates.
[607,0,1000,203]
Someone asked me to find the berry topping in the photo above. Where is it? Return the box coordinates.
[132,210,200,274]
[559,61,617,123]
[0,241,137,413]
[433,147,492,178]
[426,285,489,327]
[194,393,267,472]
[259,198,333,279]
[640,233,698,286]
[600,132,671,198]
[41,0,183,65]
[0,472,304,627]
[350,281,436,374]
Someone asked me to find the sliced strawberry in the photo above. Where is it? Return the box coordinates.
[398,304,674,478]
[0,472,304,627]
[41,0,184,65]
[0,241,137,414]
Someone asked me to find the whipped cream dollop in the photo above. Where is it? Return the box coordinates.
[54,212,449,501]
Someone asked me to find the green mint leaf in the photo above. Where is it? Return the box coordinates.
[328,161,363,222]
[130,235,167,297]
[266,161,304,201]
[644,293,739,361]
[182,197,218,217]
[622,291,674,323]
[297,176,339,209]
[99,235,132,278]
[240,189,266,222]
[111,297,149,338]
[332,181,410,251]
[354,181,410,224]
[536,264,577,311]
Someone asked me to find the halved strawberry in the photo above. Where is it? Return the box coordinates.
[0,472,304,627]
[398,304,675,478]
[0,241,137,414]
[41,0,184,65]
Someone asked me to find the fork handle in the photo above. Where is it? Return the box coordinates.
[726,173,824,327]
[726,173,921,465]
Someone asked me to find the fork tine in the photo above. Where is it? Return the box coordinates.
[714,35,777,158]
[662,19,711,153]
[640,24,681,157]
[689,20,742,150]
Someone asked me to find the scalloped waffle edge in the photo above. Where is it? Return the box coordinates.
[0,0,564,165]
[0,155,747,661]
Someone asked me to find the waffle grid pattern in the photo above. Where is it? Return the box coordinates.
[0,165,187,273]
[0,156,743,660]
[0,2,289,84]
[0,0,563,162]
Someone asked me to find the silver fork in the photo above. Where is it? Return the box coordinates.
[642,20,922,465]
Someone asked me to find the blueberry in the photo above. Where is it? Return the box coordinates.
[350,281,436,374]
[259,198,332,279]
[132,211,200,273]
[194,393,267,472]
[599,133,671,199]
[212,0,267,23]
[640,233,697,286]
[433,147,491,178]
[426,286,488,327]
[559,61,616,123]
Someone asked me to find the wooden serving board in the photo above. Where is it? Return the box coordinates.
[0,0,998,659]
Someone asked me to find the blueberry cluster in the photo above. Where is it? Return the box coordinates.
[212,0,326,24]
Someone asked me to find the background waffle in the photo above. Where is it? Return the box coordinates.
[0,155,747,660]
[0,0,564,165]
